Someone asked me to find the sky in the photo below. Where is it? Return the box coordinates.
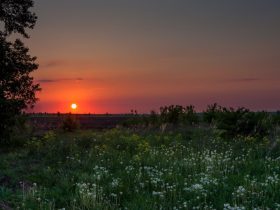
[25,0,280,113]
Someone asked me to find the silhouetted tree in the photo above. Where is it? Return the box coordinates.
[0,0,40,144]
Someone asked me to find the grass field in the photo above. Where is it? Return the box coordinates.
[1,127,280,210]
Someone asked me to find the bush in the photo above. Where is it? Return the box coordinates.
[159,105,199,125]
[10,115,33,147]
[203,103,222,125]
[62,114,79,132]
[204,105,273,139]
[160,105,184,124]
[184,105,199,125]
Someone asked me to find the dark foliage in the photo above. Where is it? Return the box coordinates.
[62,115,79,132]
[203,104,273,139]
[149,110,159,125]
[203,103,222,124]
[160,105,184,124]
[159,105,199,125]
[122,105,199,129]
[272,111,280,126]
[0,0,39,144]
[183,105,199,125]
[0,0,37,38]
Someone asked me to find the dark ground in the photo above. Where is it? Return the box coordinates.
[27,114,134,130]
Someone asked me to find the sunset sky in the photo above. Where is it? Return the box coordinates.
[26,0,280,113]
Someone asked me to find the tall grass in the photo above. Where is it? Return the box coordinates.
[0,129,280,209]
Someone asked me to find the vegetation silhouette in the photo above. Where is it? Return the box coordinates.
[122,104,278,141]
[0,0,40,145]
[62,114,80,132]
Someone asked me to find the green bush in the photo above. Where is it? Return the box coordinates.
[203,105,273,139]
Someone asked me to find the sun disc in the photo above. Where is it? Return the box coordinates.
[71,103,77,110]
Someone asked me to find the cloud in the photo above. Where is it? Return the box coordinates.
[37,79,56,83]
[226,78,261,83]
[37,78,84,83]
[40,60,64,68]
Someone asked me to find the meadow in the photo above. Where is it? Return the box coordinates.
[1,1,280,209]
[1,106,280,210]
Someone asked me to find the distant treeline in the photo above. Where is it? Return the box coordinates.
[2,104,279,147]
[123,104,280,139]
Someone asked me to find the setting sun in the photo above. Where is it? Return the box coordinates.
[71,103,77,110]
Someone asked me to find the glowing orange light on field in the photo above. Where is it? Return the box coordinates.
[71,103,77,110]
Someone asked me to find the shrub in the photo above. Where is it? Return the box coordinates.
[10,115,33,147]
[203,103,222,125]
[62,114,79,132]
[160,105,185,124]
[210,106,273,139]
[184,105,199,125]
